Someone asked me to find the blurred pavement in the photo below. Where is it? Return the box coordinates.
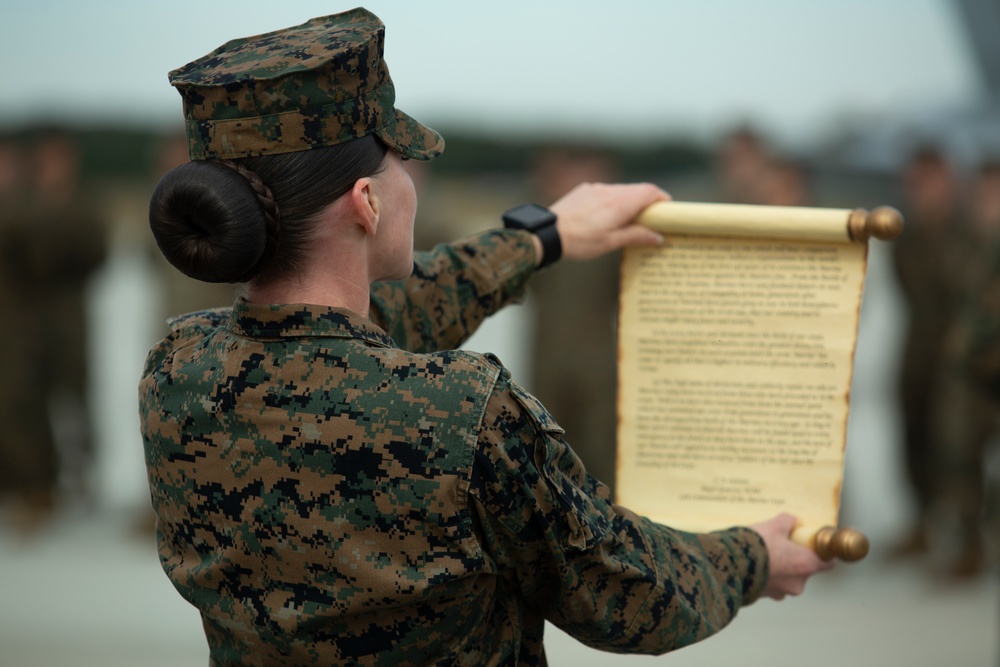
[0,506,994,666]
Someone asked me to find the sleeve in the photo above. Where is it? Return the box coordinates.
[368,229,537,353]
[469,364,769,655]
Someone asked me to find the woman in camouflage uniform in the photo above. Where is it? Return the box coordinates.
[140,9,829,666]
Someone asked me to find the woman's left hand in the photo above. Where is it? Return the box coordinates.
[549,182,670,262]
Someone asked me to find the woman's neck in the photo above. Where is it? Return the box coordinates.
[247,192,386,316]
[247,268,372,317]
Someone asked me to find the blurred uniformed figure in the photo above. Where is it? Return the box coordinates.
[890,146,968,559]
[932,160,1000,576]
[714,126,771,204]
[527,144,621,489]
[0,138,20,195]
[0,137,36,526]
[0,130,106,532]
[759,154,813,207]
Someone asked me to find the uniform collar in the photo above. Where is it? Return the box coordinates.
[228,298,395,348]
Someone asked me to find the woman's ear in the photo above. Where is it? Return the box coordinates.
[348,177,379,236]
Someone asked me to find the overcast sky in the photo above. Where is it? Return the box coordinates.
[0,1,984,147]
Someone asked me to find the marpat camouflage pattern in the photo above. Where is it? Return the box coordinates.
[168,8,444,162]
[139,229,768,666]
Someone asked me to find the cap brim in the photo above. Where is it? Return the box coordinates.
[376,109,445,161]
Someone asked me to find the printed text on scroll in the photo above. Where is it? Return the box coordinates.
[615,235,867,536]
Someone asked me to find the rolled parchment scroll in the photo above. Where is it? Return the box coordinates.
[615,202,901,561]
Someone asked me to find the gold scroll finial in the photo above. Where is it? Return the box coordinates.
[847,206,904,242]
[814,526,870,562]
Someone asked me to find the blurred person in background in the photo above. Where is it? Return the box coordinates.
[0,138,20,196]
[933,159,1000,577]
[714,125,771,204]
[758,154,813,207]
[31,131,107,503]
[528,142,621,489]
[890,145,968,561]
[0,129,105,533]
[0,136,39,529]
[140,9,830,664]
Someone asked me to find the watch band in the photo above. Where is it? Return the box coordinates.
[533,219,562,269]
[501,203,562,269]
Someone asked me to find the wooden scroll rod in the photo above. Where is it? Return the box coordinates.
[637,201,904,244]
[847,206,905,242]
[791,525,870,562]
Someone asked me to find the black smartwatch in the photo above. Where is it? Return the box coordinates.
[502,203,562,269]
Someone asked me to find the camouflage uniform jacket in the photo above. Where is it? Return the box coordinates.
[139,229,768,666]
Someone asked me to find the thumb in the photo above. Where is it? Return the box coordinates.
[612,225,664,250]
[772,512,798,536]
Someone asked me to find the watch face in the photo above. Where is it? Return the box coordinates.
[504,203,556,230]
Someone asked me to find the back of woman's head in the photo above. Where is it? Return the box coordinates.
[148,135,388,284]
